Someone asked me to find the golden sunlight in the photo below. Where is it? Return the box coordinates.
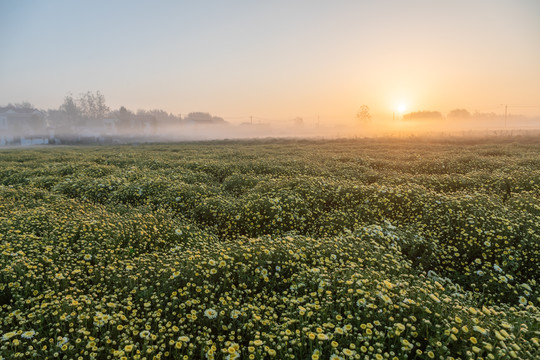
[396,103,407,114]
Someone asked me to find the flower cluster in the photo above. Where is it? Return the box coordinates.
[0,139,539,359]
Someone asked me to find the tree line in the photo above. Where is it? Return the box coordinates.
[4,91,226,139]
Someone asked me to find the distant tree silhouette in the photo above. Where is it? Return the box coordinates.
[448,109,471,118]
[78,91,109,122]
[356,105,372,123]
[185,112,226,124]
[59,94,80,120]
[115,106,134,131]
[403,111,442,120]
[7,101,34,109]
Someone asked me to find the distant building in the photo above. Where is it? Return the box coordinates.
[0,106,49,145]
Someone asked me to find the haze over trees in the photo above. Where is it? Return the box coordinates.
[2,92,540,146]
[46,91,228,141]
[0,91,234,145]
[447,108,471,119]
[356,105,372,123]
[402,110,443,120]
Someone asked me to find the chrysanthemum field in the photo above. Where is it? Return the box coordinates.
[0,138,539,360]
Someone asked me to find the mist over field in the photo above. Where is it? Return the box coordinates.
[2,96,540,146]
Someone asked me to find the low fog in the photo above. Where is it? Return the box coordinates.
[2,93,540,146]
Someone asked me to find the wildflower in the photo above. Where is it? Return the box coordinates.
[356,298,366,307]
[21,330,35,339]
[473,326,488,335]
[57,337,68,347]
[204,308,218,319]
[55,273,65,280]
[342,348,354,356]
[230,310,241,319]
[317,333,328,340]
[380,294,393,304]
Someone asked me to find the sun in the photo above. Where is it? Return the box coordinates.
[396,103,407,114]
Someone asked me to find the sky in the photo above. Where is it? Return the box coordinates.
[1,0,540,124]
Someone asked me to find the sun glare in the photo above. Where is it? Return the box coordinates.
[396,103,407,114]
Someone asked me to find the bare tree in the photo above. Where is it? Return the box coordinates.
[356,105,372,123]
[78,91,109,121]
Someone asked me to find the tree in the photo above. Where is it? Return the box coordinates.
[448,109,470,118]
[53,91,110,131]
[113,106,134,131]
[78,91,109,121]
[356,105,372,123]
[403,111,442,120]
[59,94,80,119]
[7,101,34,109]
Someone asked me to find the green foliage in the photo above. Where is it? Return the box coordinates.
[0,139,539,359]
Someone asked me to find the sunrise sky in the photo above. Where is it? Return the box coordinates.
[1,0,539,124]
